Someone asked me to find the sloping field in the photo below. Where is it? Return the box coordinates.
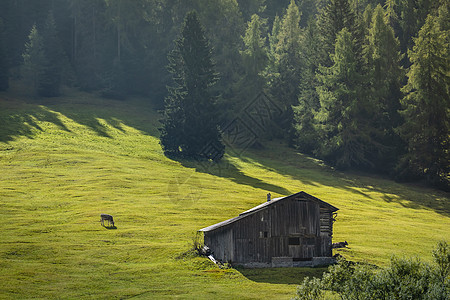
[0,88,448,299]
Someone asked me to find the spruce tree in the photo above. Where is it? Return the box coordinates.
[0,17,8,91]
[160,11,224,161]
[398,12,449,187]
[241,14,268,82]
[264,0,303,136]
[38,11,65,97]
[268,15,281,62]
[234,14,268,110]
[22,25,46,93]
[364,4,404,169]
[315,28,374,169]
[263,15,281,88]
[293,18,321,154]
[317,0,360,67]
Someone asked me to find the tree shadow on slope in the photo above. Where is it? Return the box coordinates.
[180,157,292,196]
[43,93,160,138]
[233,141,450,217]
[0,91,160,142]
[0,99,71,142]
[174,140,449,217]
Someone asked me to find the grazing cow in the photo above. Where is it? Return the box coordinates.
[100,214,114,227]
[332,241,348,249]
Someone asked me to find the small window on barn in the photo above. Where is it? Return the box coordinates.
[264,231,268,238]
[259,231,269,238]
[288,237,300,245]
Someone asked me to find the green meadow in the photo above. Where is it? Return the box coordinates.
[0,86,449,299]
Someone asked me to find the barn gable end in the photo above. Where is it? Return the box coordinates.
[199,191,338,268]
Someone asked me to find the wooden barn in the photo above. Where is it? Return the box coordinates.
[199,191,338,268]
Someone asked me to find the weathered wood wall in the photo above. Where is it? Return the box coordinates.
[204,196,335,265]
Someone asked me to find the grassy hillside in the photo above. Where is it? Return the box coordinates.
[0,86,449,299]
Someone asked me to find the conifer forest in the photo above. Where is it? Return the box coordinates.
[0,0,449,190]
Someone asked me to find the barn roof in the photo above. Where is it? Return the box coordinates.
[199,191,338,232]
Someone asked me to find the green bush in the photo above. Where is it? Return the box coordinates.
[293,277,324,300]
[295,242,450,300]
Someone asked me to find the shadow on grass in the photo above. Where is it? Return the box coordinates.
[236,266,327,285]
[0,91,160,142]
[2,90,447,217]
[46,95,160,138]
[167,140,449,217]
[231,141,450,217]
[102,225,117,230]
[0,102,71,142]
[179,158,292,196]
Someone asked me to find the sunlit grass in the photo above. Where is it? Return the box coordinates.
[0,88,448,298]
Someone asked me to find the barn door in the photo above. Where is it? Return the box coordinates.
[302,237,317,259]
[288,236,302,259]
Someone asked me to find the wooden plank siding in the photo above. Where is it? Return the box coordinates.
[199,192,338,266]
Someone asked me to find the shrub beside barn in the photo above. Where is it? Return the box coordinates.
[199,191,338,268]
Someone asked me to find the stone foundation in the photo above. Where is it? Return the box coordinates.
[234,257,336,268]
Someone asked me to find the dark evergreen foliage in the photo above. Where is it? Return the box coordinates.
[37,11,66,97]
[293,18,321,154]
[0,0,448,189]
[0,0,54,68]
[315,28,376,169]
[22,24,46,93]
[264,0,303,139]
[233,14,268,114]
[160,11,224,161]
[0,18,9,91]
[317,0,360,67]
[70,0,109,92]
[397,11,449,189]
[364,4,404,170]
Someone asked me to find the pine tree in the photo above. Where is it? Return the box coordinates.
[398,12,450,187]
[397,0,420,53]
[437,2,449,32]
[315,28,375,169]
[241,14,268,81]
[22,24,46,93]
[38,11,66,97]
[268,15,281,61]
[364,4,404,168]
[69,0,104,91]
[236,0,265,21]
[264,0,303,136]
[234,14,268,110]
[263,15,281,88]
[190,0,245,105]
[160,11,224,161]
[293,18,321,154]
[384,0,400,31]
[395,0,439,55]
[317,0,360,67]
[0,17,9,91]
